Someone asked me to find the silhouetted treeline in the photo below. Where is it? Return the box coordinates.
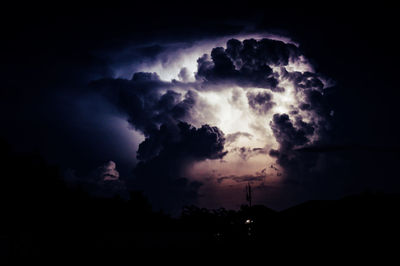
[1,139,400,259]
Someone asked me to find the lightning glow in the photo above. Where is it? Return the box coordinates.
[122,34,329,208]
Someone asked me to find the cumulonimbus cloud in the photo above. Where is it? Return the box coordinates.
[89,34,333,212]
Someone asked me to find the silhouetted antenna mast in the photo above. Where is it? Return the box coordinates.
[246,182,252,207]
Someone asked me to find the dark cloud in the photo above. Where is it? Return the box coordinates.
[178,67,190,82]
[294,116,315,136]
[246,91,275,114]
[232,146,268,160]
[303,89,331,117]
[3,2,400,214]
[252,147,268,154]
[295,144,400,154]
[196,38,302,90]
[137,122,227,162]
[270,113,312,151]
[89,67,232,211]
[131,71,160,82]
[225,131,253,145]
[281,69,324,91]
[268,113,321,182]
[132,121,227,212]
[90,74,199,136]
[281,69,332,133]
[269,149,280,157]
[217,173,266,184]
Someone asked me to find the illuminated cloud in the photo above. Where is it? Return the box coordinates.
[90,34,333,211]
[101,161,120,181]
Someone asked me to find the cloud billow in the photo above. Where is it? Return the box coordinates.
[132,122,226,212]
[90,72,229,211]
[196,38,301,90]
[88,36,333,211]
[90,74,201,137]
[246,91,276,114]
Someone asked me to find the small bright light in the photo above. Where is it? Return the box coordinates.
[245,219,253,224]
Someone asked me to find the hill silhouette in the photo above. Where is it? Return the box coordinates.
[1,139,399,260]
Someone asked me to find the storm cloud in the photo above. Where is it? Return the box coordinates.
[91,74,210,137]
[86,36,334,211]
[247,91,276,114]
[3,4,399,214]
[196,38,302,90]
[132,122,226,211]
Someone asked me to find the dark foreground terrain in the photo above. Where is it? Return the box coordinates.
[1,140,399,262]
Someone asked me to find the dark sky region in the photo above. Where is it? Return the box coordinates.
[1,2,399,214]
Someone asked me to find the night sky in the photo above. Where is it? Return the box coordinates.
[2,2,399,214]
